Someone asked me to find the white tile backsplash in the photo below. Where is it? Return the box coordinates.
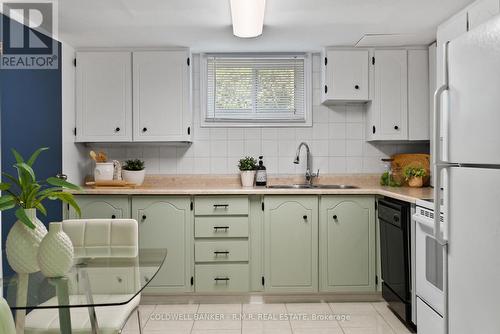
[91,54,429,175]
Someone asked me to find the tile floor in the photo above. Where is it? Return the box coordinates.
[122,302,413,334]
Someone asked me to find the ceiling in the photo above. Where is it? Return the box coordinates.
[59,0,474,52]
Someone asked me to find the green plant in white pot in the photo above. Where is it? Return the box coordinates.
[122,159,146,185]
[0,147,81,274]
[238,157,257,187]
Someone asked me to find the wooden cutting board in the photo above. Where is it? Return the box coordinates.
[391,154,431,186]
[85,180,137,188]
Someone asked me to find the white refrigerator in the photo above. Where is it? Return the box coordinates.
[435,14,500,334]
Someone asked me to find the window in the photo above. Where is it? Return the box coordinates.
[200,54,312,127]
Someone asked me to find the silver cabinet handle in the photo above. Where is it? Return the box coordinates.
[213,204,229,209]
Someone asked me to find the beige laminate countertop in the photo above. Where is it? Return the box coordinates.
[74,175,433,204]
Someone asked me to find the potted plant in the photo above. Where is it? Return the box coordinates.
[238,156,257,187]
[122,159,146,185]
[0,147,81,274]
[404,166,427,188]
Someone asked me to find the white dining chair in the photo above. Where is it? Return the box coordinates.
[23,219,144,334]
[0,296,16,334]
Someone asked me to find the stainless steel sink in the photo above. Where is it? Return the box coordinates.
[267,184,358,189]
[312,184,359,189]
[266,184,313,189]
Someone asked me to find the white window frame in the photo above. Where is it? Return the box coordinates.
[199,53,313,127]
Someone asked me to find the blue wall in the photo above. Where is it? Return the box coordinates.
[0,14,62,276]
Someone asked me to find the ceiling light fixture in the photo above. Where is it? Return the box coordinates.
[230,0,266,38]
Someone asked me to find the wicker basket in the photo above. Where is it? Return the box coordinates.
[391,154,430,186]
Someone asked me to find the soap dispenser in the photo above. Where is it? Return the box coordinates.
[256,156,267,186]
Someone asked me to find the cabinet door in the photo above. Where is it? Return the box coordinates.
[322,49,369,103]
[320,196,375,292]
[76,52,132,142]
[408,49,430,141]
[468,0,500,30]
[133,50,192,142]
[132,197,192,292]
[368,50,408,141]
[68,195,130,219]
[264,196,318,292]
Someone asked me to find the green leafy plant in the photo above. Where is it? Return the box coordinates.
[123,159,145,171]
[238,157,257,171]
[380,172,390,186]
[0,147,82,229]
[404,166,427,181]
[380,171,401,187]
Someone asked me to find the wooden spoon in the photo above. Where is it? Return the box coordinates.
[97,151,108,162]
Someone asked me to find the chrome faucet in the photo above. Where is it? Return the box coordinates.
[294,142,319,185]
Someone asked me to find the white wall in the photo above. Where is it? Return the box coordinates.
[88,53,429,176]
[62,43,87,183]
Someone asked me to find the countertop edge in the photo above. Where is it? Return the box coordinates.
[71,187,431,204]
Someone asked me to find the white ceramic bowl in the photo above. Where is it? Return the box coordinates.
[122,169,146,185]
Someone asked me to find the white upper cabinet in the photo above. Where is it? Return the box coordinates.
[468,0,500,30]
[76,52,133,142]
[321,49,369,104]
[366,50,408,141]
[76,49,192,143]
[408,49,430,141]
[133,50,192,142]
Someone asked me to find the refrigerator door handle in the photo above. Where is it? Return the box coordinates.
[433,86,448,245]
[433,42,449,245]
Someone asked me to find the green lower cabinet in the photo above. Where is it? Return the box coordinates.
[132,196,193,293]
[319,196,376,292]
[264,196,318,293]
[69,195,130,219]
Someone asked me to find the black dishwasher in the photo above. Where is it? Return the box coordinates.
[378,197,413,328]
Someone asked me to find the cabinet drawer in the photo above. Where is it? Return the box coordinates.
[195,217,249,238]
[195,196,249,216]
[195,264,249,292]
[195,240,248,263]
[140,267,160,287]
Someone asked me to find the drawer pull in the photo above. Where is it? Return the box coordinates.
[213,204,229,209]
[214,251,230,255]
[214,277,230,281]
[213,226,230,231]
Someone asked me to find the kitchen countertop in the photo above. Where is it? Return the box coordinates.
[74,174,433,204]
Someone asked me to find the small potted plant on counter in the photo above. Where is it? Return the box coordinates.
[404,166,427,188]
[122,159,146,185]
[238,156,257,187]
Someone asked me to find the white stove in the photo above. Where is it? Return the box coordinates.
[413,198,446,334]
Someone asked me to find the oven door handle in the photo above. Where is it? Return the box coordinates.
[413,214,438,233]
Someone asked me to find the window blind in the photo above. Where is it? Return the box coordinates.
[206,56,306,122]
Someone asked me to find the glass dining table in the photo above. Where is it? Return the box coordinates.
[1,248,167,334]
